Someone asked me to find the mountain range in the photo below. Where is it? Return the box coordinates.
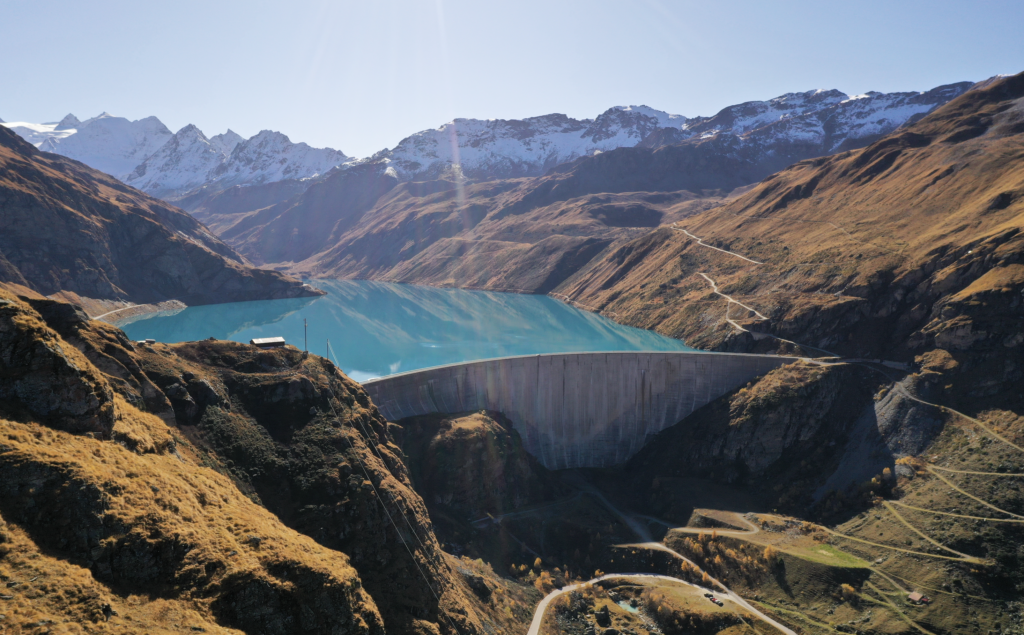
[2,113,351,199]
[171,80,979,295]
[3,80,973,206]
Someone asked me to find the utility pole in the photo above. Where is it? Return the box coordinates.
[304,318,308,353]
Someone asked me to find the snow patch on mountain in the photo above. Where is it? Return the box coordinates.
[379,105,685,181]
[209,130,352,189]
[738,82,975,152]
[682,89,848,138]
[124,124,229,197]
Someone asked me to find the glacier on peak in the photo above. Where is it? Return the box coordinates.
[37,113,174,178]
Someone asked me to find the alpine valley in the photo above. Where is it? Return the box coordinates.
[2,69,1024,635]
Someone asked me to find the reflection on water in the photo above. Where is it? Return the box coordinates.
[120,280,693,380]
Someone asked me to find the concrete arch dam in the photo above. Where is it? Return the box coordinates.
[361,351,798,470]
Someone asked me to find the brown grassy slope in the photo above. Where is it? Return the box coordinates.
[0,125,319,308]
[2,291,530,635]
[0,290,385,635]
[303,182,728,293]
[561,73,1024,398]
[191,146,734,293]
[127,339,491,635]
[609,358,1024,633]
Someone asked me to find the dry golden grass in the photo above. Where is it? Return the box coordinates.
[561,73,1024,359]
[0,413,383,633]
[0,509,239,635]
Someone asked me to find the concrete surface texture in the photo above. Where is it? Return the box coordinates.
[362,352,798,469]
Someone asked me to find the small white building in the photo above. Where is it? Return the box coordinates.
[250,337,286,349]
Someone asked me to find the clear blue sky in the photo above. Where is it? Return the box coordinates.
[3,0,1022,157]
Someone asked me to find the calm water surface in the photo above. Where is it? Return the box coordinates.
[120,280,692,381]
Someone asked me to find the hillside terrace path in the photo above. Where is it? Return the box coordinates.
[696,271,841,357]
[671,224,765,265]
[696,272,770,333]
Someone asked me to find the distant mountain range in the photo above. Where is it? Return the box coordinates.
[3,80,973,204]
[2,113,352,199]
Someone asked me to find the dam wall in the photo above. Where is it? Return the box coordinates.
[362,351,799,470]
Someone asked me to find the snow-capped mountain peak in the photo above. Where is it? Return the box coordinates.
[207,130,351,188]
[3,78,977,202]
[124,124,227,197]
[209,129,244,156]
[56,113,81,130]
[381,105,688,181]
[681,88,849,137]
[611,105,687,129]
[37,113,173,178]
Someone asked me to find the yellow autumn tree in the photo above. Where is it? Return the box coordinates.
[839,583,858,603]
[535,571,555,593]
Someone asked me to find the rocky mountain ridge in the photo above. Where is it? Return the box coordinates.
[2,113,351,198]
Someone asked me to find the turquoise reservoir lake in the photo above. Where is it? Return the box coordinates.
[119,280,692,381]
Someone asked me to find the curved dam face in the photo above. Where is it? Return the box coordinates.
[362,351,799,470]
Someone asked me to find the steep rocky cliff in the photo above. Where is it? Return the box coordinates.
[0,290,526,635]
[0,125,320,309]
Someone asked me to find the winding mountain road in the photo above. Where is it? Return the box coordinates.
[527,477,797,635]
[672,225,765,264]
[526,573,729,635]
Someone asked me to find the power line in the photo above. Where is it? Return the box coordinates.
[328,341,446,561]
[316,347,464,635]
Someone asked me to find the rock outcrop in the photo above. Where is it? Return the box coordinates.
[398,411,566,519]
[0,295,115,435]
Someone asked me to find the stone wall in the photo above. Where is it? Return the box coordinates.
[362,352,798,469]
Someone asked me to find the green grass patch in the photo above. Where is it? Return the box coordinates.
[783,543,871,568]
